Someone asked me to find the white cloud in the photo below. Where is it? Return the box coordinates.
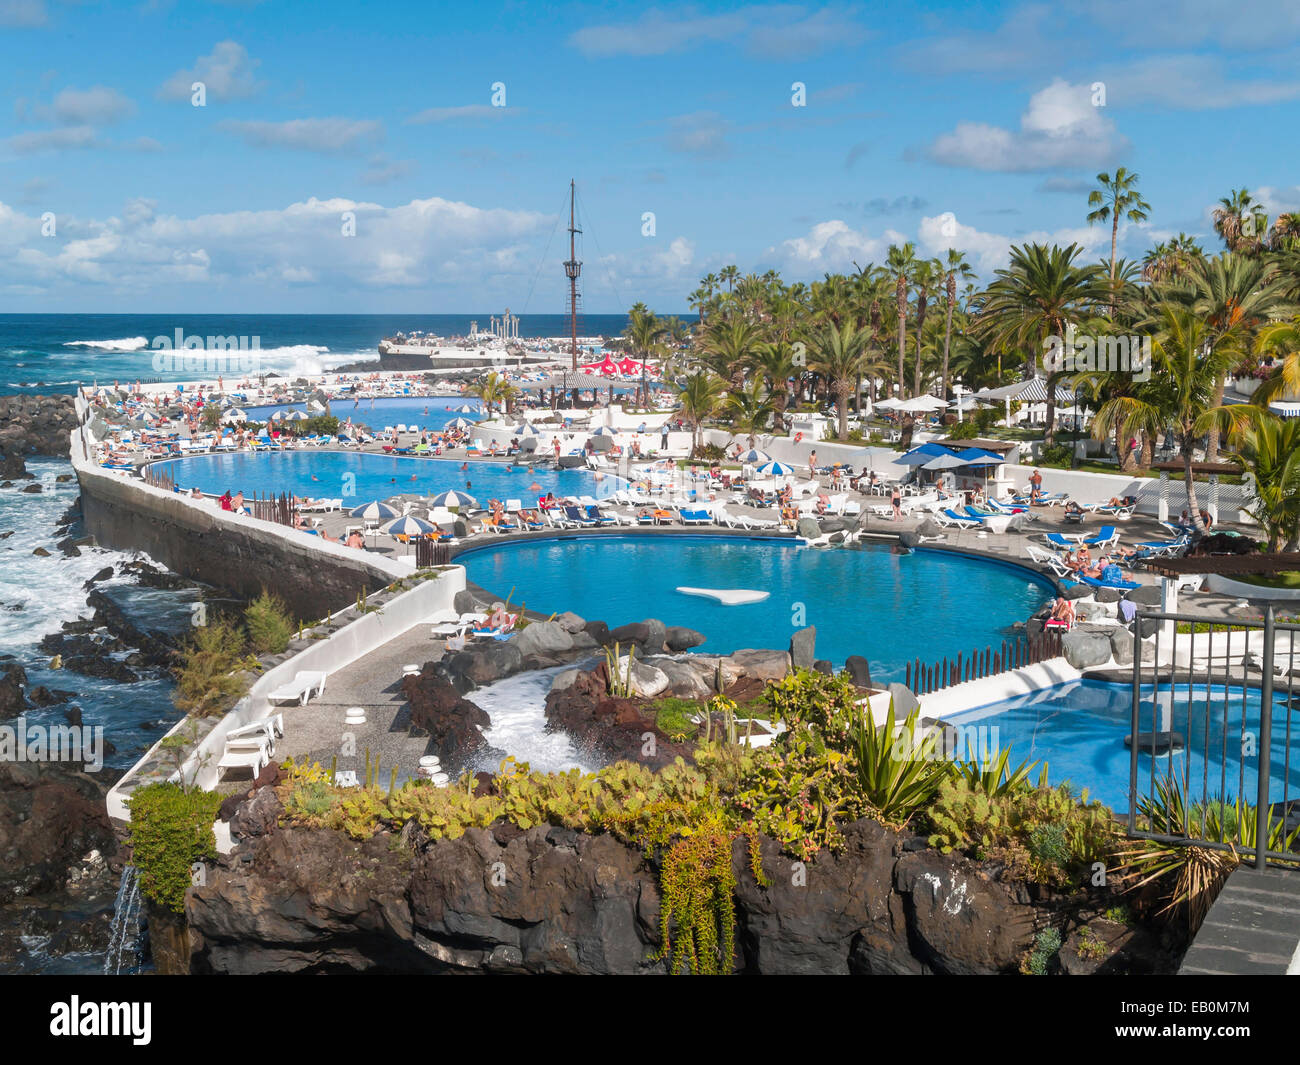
[49,85,136,125]
[926,79,1126,172]
[765,220,903,273]
[218,117,383,155]
[570,5,867,59]
[901,5,1055,75]
[158,41,262,101]
[1254,186,1300,215]
[0,0,46,26]
[359,155,416,186]
[0,194,550,297]
[663,112,732,159]
[1102,54,1300,110]
[6,126,98,154]
[405,105,508,124]
[917,212,1109,274]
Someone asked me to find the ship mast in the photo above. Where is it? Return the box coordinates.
[564,179,582,371]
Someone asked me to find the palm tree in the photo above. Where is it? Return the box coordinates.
[624,303,666,407]
[1270,212,1300,253]
[1184,252,1296,458]
[753,341,798,419]
[676,371,725,456]
[809,321,868,441]
[1212,188,1268,255]
[470,371,517,416]
[700,317,761,391]
[1252,318,1300,405]
[939,249,975,400]
[1087,168,1150,310]
[1224,412,1300,551]
[1090,303,1250,532]
[1141,233,1203,283]
[886,243,915,399]
[724,378,776,447]
[719,264,740,293]
[973,243,1106,446]
[911,258,940,397]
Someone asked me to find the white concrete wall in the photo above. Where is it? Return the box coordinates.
[104,565,466,820]
[915,659,1083,721]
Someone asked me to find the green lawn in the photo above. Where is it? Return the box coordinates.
[1232,571,1300,589]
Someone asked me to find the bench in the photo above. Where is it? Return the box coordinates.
[267,671,326,706]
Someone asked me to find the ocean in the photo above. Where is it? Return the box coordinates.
[0,311,640,972]
[0,313,639,397]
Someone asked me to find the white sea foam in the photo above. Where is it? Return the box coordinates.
[0,462,142,656]
[471,664,597,774]
[62,338,149,352]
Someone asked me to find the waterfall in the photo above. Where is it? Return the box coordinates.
[103,865,144,975]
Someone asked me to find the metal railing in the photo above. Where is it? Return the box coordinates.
[905,631,1063,696]
[415,539,450,568]
[1128,606,1300,870]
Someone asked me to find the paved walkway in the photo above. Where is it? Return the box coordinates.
[1179,865,1300,974]
[275,624,447,784]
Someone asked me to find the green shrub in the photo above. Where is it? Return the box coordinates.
[244,589,294,654]
[173,618,254,717]
[125,783,222,913]
[1040,443,1073,466]
[654,697,701,741]
[1021,928,1061,975]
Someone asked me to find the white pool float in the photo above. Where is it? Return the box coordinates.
[675,587,770,605]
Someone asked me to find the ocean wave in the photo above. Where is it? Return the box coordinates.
[62,338,149,352]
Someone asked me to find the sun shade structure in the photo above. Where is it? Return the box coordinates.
[736,448,771,463]
[755,460,796,476]
[893,441,954,465]
[380,515,436,537]
[347,500,399,520]
[429,489,478,509]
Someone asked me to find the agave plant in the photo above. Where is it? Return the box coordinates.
[1116,776,1300,927]
[952,744,1048,798]
[851,700,952,825]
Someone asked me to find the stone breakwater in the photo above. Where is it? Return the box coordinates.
[0,394,79,480]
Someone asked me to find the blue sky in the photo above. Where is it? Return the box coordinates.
[2,0,1299,313]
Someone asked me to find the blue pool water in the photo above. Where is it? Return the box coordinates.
[152,451,620,503]
[945,679,1300,813]
[458,535,1055,678]
[242,395,484,434]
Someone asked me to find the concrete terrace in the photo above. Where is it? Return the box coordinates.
[1180,866,1300,975]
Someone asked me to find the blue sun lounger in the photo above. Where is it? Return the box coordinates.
[938,508,982,530]
[1074,570,1141,591]
[679,508,712,526]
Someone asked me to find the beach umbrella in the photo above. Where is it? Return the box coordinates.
[894,442,954,466]
[756,460,796,477]
[348,500,399,520]
[448,417,475,429]
[380,515,436,537]
[736,448,770,464]
[514,422,542,435]
[220,407,247,423]
[923,453,968,470]
[287,410,309,421]
[454,404,481,413]
[429,489,478,509]
[590,425,617,435]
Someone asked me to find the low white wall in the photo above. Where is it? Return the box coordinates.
[1206,574,1300,602]
[103,563,465,821]
[914,659,1083,721]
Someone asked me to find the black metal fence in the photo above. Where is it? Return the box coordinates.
[1128,607,1300,870]
[250,492,293,525]
[905,632,1064,696]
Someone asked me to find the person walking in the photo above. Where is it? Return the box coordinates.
[890,486,902,522]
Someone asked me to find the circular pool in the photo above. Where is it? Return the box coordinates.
[150,451,621,503]
[458,534,1056,680]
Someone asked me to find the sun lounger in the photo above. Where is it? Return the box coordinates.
[562,505,597,527]
[1043,532,1083,549]
[1025,544,1075,579]
[679,508,712,525]
[936,508,981,530]
[267,670,327,706]
[1081,525,1119,548]
[584,504,617,526]
[1073,571,1141,591]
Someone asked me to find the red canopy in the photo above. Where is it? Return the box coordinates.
[580,355,620,376]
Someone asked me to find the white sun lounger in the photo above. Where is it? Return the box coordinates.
[267,670,327,706]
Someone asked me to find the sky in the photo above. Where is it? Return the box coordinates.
[2,0,1299,314]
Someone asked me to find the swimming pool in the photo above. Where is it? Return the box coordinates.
[457,535,1055,678]
[153,451,620,503]
[945,679,1300,813]
[243,395,483,434]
